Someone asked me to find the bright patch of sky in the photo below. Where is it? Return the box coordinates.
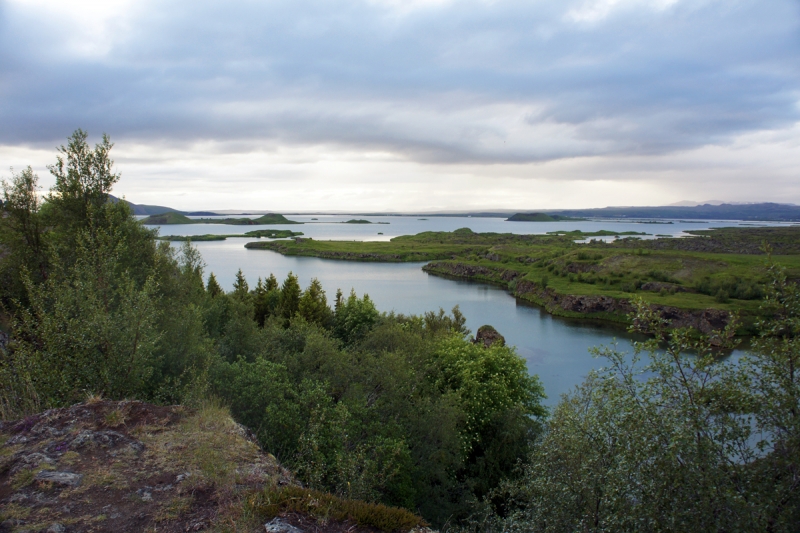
[1,0,798,211]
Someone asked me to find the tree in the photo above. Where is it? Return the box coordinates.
[298,278,332,327]
[1,226,161,410]
[206,272,223,298]
[232,269,249,300]
[334,289,379,344]
[0,167,48,306]
[279,272,302,322]
[46,129,120,235]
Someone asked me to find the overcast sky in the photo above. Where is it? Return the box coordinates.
[1,0,798,211]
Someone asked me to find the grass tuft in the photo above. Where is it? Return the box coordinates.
[247,485,426,532]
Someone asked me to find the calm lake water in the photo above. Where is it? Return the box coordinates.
[147,215,775,403]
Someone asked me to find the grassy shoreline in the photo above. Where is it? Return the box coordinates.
[242,227,800,332]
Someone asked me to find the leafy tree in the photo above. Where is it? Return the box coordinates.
[335,289,379,344]
[423,305,470,337]
[0,167,48,307]
[3,228,161,408]
[495,280,800,533]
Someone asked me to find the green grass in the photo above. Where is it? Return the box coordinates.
[243,226,800,322]
[246,486,426,532]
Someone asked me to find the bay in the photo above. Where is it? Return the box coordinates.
[148,216,765,403]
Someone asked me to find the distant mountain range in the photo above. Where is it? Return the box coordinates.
[111,197,800,221]
[542,203,800,221]
[109,196,215,216]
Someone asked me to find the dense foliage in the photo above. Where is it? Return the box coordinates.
[484,265,800,533]
[0,131,545,526]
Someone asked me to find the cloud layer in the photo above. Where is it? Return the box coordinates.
[1,0,799,209]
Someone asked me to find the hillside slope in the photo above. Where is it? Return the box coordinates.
[0,401,428,533]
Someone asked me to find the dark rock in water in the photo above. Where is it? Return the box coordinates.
[473,325,505,348]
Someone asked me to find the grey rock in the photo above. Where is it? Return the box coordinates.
[47,523,66,533]
[35,471,83,487]
[136,487,153,501]
[265,518,304,533]
[6,434,28,445]
[70,429,127,449]
[21,452,55,466]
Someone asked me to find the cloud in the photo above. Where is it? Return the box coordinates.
[2,0,798,161]
[0,0,799,209]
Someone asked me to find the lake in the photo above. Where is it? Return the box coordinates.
[147,215,770,403]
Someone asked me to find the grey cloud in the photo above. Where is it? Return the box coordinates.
[1,0,798,163]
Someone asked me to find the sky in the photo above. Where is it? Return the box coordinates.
[1,0,799,212]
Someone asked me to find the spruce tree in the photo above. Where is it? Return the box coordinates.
[206,272,223,298]
[298,278,331,326]
[232,269,249,300]
[279,271,301,321]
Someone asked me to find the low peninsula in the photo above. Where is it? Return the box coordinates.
[244,226,800,334]
[507,212,587,222]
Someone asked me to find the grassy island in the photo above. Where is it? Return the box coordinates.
[141,212,302,225]
[343,219,389,224]
[244,226,800,332]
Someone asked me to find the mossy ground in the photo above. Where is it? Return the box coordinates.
[0,400,427,533]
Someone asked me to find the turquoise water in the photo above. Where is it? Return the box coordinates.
[148,216,765,403]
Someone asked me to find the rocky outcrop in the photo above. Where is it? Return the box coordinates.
[0,400,294,533]
[0,401,429,533]
[473,325,506,348]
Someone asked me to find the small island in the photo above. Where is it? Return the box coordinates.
[506,212,587,222]
[343,219,389,224]
[140,212,302,225]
